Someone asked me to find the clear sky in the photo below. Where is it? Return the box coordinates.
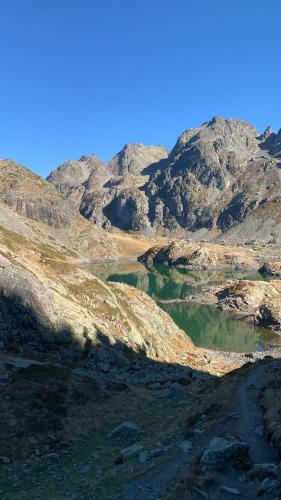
[0,0,280,177]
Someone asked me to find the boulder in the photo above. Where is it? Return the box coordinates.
[139,447,168,463]
[200,437,249,466]
[250,463,280,480]
[168,382,188,402]
[120,444,144,461]
[257,478,281,496]
[109,421,143,440]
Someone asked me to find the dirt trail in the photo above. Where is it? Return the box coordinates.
[120,362,278,500]
[233,364,278,464]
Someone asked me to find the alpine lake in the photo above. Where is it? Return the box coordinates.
[85,261,281,353]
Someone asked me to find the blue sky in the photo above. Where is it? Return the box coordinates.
[0,0,280,177]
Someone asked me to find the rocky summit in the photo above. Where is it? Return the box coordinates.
[47,117,281,241]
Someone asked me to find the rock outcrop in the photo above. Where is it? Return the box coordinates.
[139,240,257,269]
[47,117,281,241]
[185,279,281,331]
[259,261,281,277]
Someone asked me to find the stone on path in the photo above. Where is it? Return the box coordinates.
[200,437,249,466]
[109,421,143,440]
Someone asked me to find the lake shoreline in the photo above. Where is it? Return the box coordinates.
[86,260,281,353]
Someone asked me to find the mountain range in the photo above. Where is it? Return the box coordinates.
[47,116,281,243]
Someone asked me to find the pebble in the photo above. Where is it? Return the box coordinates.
[220,485,241,496]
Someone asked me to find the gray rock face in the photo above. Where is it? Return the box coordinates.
[0,160,76,227]
[260,128,281,158]
[48,144,167,229]
[46,155,108,210]
[108,143,168,176]
[146,117,281,233]
[47,118,281,239]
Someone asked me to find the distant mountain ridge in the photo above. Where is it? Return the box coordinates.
[46,117,281,242]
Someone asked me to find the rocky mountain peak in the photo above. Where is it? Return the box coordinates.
[259,128,281,159]
[46,155,107,195]
[259,126,273,141]
[107,143,169,176]
[46,117,281,240]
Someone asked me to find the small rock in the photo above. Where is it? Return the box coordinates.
[111,351,130,371]
[79,464,92,473]
[139,447,168,463]
[0,374,9,382]
[200,437,249,466]
[109,421,143,440]
[254,426,263,437]
[257,478,281,496]
[97,362,110,373]
[193,486,208,499]
[148,383,162,390]
[168,383,188,402]
[0,457,10,464]
[121,444,143,461]
[177,440,193,453]
[94,348,110,363]
[220,485,241,496]
[250,463,280,480]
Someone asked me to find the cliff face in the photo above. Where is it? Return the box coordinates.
[0,159,122,259]
[146,117,281,234]
[0,160,76,228]
[47,118,281,241]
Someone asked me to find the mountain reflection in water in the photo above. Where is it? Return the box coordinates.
[85,261,281,352]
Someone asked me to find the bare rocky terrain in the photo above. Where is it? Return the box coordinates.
[179,278,281,332]
[48,117,281,244]
[0,138,281,498]
[138,239,259,269]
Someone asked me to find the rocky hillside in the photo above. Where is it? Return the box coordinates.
[47,117,281,241]
[0,159,125,259]
[0,228,195,368]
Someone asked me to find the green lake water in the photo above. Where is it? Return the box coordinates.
[85,261,281,353]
